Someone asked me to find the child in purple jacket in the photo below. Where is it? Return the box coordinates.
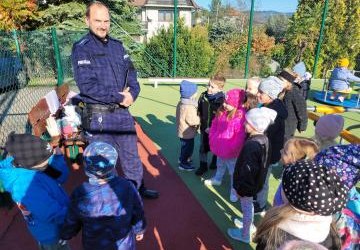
[61,141,146,250]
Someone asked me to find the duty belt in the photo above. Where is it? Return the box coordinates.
[85,103,125,113]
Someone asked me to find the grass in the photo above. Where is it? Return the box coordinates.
[130,79,359,250]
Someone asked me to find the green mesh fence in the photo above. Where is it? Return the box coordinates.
[0,26,163,147]
[57,30,86,81]
[0,29,86,147]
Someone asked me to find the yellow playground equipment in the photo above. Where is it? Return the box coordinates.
[307,105,360,144]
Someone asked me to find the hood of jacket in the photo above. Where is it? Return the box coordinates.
[266,99,288,120]
[0,157,34,194]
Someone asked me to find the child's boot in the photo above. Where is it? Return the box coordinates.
[195,161,208,176]
[209,155,217,169]
[227,228,251,244]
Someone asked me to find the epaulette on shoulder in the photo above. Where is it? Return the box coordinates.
[109,36,123,45]
[75,38,90,47]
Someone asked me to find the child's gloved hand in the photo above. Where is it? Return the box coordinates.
[135,233,144,241]
[46,116,61,137]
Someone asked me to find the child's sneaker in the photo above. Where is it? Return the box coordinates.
[227,228,250,244]
[178,158,193,164]
[233,218,257,235]
[253,202,266,216]
[204,178,221,186]
[230,189,239,203]
[178,163,195,171]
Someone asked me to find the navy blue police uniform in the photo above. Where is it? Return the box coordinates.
[72,32,143,188]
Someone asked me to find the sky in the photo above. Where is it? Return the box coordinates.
[196,0,299,13]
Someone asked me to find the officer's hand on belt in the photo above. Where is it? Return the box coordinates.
[119,87,134,107]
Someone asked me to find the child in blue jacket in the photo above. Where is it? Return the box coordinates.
[61,141,146,250]
[4,132,69,184]
[0,133,70,250]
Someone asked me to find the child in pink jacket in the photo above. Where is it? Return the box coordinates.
[205,88,247,202]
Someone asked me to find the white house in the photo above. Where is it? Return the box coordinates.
[132,0,199,42]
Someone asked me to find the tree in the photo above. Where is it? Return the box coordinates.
[227,28,275,77]
[208,19,238,44]
[0,0,37,31]
[265,14,289,43]
[282,1,323,70]
[31,2,86,31]
[209,0,223,24]
[322,0,360,74]
[283,0,360,77]
[143,21,214,77]
[31,0,141,33]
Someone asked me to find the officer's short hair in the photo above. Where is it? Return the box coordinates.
[86,1,109,18]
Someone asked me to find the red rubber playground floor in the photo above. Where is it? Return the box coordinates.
[0,122,232,250]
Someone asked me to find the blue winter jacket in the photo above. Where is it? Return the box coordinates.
[61,176,146,250]
[329,67,360,91]
[0,157,69,244]
[47,154,69,184]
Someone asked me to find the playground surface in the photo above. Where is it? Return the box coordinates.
[131,78,360,250]
[0,78,359,250]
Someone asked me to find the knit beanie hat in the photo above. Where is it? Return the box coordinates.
[83,141,118,178]
[315,144,359,189]
[258,76,284,100]
[292,61,307,77]
[282,160,348,216]
[225,88,245,109]
[338,58,349,68]
[245,107,277,133]
[315,114,344,139]
[278,69,298,83]
[5,132,52,168]
[180,80,197,99]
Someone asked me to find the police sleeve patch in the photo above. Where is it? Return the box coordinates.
[78,60,91,65]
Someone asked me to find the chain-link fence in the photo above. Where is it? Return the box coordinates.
[0,29,86,147]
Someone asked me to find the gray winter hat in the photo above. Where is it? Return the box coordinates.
[258,76,284,99]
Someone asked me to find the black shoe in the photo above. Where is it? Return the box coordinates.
[209,155,217,169]
[140,188,159,199]
[178,163,195,171]
[195,162,208,176]
[254,202,266,216]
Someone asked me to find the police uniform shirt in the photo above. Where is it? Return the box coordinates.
[72,32,140,105]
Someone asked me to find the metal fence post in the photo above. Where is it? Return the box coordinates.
[173,0,178,78]
[313,0,329,78]
[51,27,64,86]
[12,30,21,58]
[244,0,255,79]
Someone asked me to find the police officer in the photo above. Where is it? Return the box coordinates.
[72,1,158,199]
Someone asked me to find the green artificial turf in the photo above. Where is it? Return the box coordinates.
[131,79,360,250]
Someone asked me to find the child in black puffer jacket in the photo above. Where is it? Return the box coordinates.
[195,76,225,176]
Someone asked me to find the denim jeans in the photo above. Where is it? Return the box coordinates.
[179,138,194,165]
[213,157,236,184]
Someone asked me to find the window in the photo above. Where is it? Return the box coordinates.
[158,10,173,22]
